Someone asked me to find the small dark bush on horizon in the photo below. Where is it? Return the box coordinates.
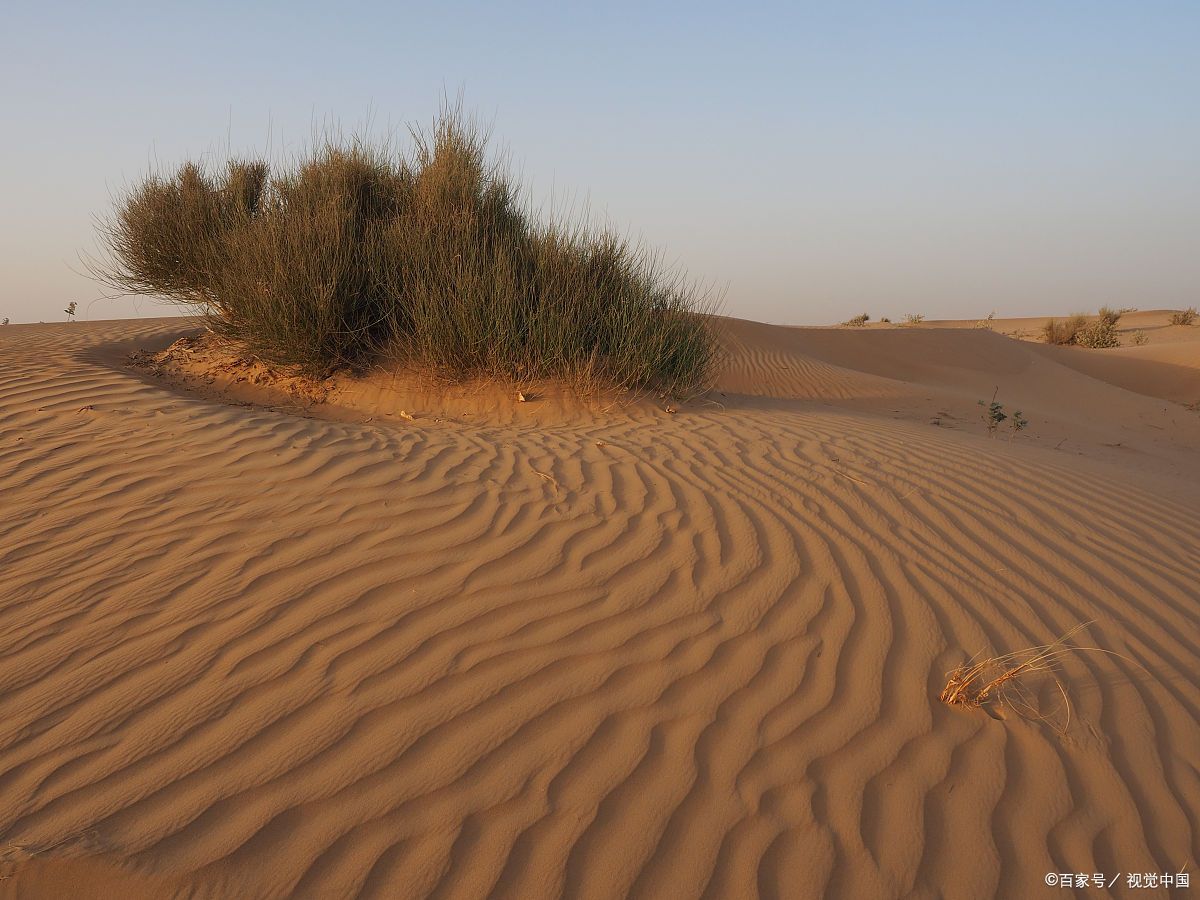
[93,110,718,395]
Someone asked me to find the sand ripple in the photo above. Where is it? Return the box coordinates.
[1,318,1197,898]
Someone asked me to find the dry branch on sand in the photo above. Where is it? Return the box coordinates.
[940,623,1136,730]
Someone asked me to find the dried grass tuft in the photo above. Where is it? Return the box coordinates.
[940,623,1136,730]
[1041,314,1088,345]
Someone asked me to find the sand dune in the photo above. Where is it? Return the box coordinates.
[1,315,1197,898]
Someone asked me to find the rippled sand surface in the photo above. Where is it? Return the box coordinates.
[2,314,1197,899]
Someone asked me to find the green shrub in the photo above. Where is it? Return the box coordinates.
[1131,329,1149,346]
[844,313,870,327]
[1097,305,1122,327]
[902,313,924,325]
[94,110,717,394]
[1170,307,1197,326]
[978,389,1028,439]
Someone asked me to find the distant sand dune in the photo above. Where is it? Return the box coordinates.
[1,315,1197,898]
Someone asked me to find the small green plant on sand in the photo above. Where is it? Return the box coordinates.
[2,318,8,326]
[979,387,1027,439]
[844,313,870,327]
[903,313,924,325]
[974,311,996,330]
[979,391,1006,436]
[1170,307,1197,326]
[64,302,77,322]
[1007,409,1028,440]
[1131,329,1149,346]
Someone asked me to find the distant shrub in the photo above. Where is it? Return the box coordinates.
[1042,314,1088,345]
[880,316,891,323]
[93,109,717,395]
[1097,306,1122,327]
[902,313,924,325]
[1075,319,1121,348]
[64,301,77,322]
[974,311,996,330]
[844,313,870,327]
[1170,307,1197,326]
[1131,329,1149,346]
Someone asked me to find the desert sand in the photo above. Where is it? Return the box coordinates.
[1,312,1197,898]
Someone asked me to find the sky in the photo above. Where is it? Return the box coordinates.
[1,1,1197,325]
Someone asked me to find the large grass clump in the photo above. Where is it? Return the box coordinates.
[1074,319,1121,348]
[1041,313,1089,345]
[95,112,717,394]
[1042,307,1125,348]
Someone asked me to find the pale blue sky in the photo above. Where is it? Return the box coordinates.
[2,1,1196,324]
